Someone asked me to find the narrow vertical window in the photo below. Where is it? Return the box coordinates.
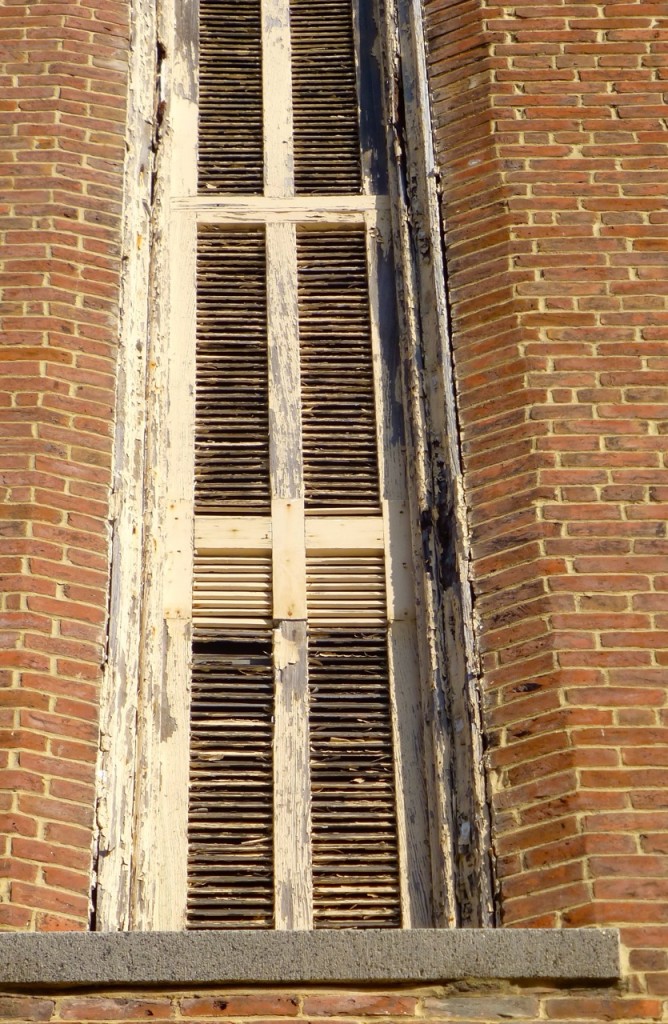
[106,0,437,932]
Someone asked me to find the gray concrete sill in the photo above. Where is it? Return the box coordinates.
[0,929,619,989]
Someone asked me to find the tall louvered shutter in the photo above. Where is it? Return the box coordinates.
[182,0,433,930]
[189,554,274,927]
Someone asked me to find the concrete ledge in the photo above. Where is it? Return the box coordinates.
[0,929,619,988]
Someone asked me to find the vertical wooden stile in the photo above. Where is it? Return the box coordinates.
[262,0,294,198]
[268,239,313,928]
[263,0,312,930]
[273,619,311,928]
[366,207,433,927]
[130,0,199,930]
[94,0,157,932]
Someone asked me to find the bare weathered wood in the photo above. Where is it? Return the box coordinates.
[383,500,413,624]
[266,213,310,922]
[272,500,306,620]
[305,517,383,553]
[267,222,302,500]
[175,195,388,219]
[262,0,294,198]
[403,0,494,927]
[366,202,434,925]
[131,211,197,934]
[130,0,198,931]
[94,0,157,933]
[379,0,457,928]
[388,620,433,927]
[273,620,312,929]
[195,517,272,552]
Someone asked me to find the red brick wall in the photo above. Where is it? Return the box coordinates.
[0,986,660,1024]
[1,2,668,1021]
[424,0,668,998]
[0,0,129,928]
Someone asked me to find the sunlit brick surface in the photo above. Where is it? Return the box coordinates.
[424,0,668,998]
[0,0,129,929]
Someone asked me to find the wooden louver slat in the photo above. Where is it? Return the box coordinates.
[198,0,263,193]
[196,228,270,515]
[192,553,272,627]
[306,554,386,625]
[188,630,274,929]
[307,556,401,928]
[298,229,381,513]
[290,0,362,194]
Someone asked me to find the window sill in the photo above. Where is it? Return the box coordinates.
[1,928,619,988]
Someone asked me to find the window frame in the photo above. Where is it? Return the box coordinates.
[94,0,493,933]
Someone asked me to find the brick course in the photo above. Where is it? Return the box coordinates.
[0,986,654,1024]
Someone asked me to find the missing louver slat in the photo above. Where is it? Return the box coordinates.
[298,229,380,513]
[198,0,263,193]
[188,631,274,929]
[309,627,401,929]
[291,0,362,194]
[196,228,270,515]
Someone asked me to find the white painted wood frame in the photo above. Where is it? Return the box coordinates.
[99,0,456,932]
[129,0,199,929]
